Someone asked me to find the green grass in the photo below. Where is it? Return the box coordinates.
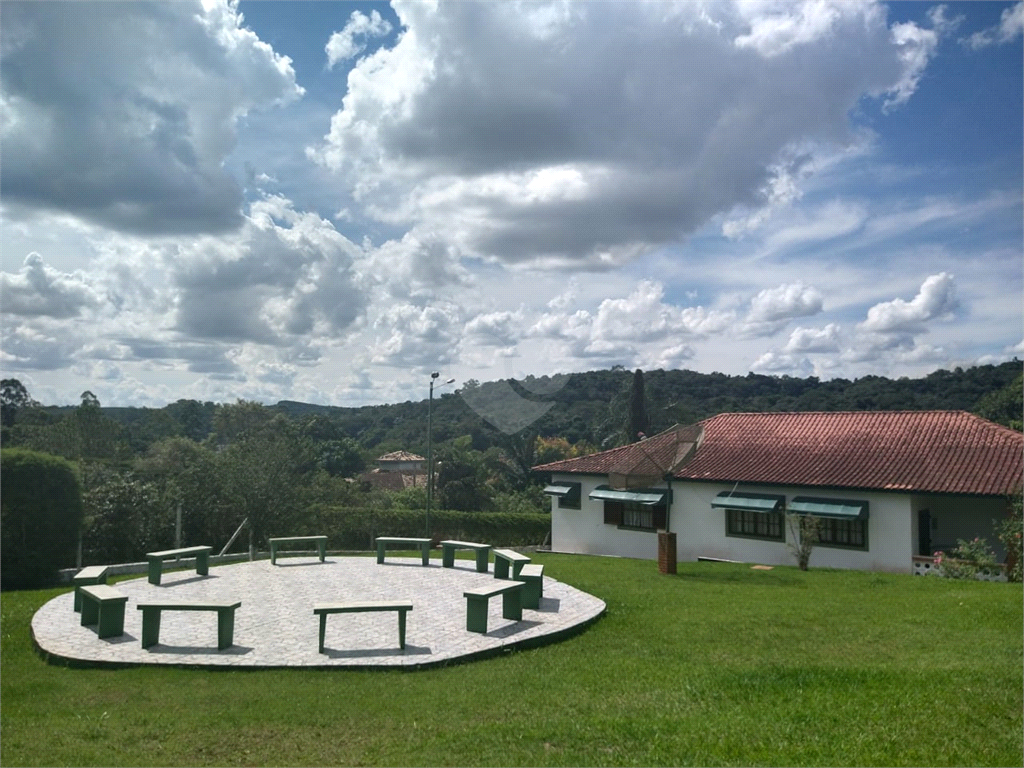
[2,555,1021,767]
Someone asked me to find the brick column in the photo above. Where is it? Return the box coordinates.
[658,531,677,574]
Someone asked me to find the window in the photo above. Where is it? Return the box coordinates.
[603,500,666,531]
[816,517,868,549]
[788,497,869,551]
[542,482,581,509]
[725,508,785,542]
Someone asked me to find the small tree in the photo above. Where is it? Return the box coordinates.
[787,514,820,571]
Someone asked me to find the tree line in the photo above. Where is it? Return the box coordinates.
[0,361,1019,587]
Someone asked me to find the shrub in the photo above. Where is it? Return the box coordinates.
[996,497,1023,583]
[935,537,999,580]
[1,448,83,590]
[309,505,550,551]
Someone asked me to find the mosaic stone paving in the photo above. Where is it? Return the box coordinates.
[31,555,606,669]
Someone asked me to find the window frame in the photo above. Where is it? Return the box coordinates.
[814,516,869,551]
[723,507,786,543]
[603,499,667,532]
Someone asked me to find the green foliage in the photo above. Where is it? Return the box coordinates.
[1,378,37,429]
[80,471,170,564]
[436,435,494,511]
[997,498,1023,583]
[935,537,999,580]
[973,372,1023,431]
[628,368,649,442]
[0,449,83,590]
[218,413,316,547]
[310,505,550,550]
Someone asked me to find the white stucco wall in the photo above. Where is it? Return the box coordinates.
[550,473,923,573]
[550,475,663,561]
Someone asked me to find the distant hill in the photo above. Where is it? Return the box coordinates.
[19,360,1020,457]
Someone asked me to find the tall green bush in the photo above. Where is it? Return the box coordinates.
[1,448,83,590]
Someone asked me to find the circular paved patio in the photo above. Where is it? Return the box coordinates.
[31,555,606,669]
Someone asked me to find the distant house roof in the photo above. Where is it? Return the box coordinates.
[533,411,1023,497]
[358,468,427,491]
[377,450,425,462]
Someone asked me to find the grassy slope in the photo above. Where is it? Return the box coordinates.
[1,555,1021,767]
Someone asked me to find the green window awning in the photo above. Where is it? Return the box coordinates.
[589,485,668,506]
[711,491,785,513]
[789,497,869,520]
[543,482,581,503]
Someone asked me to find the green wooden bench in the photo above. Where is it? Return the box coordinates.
[492,548,531,580]
[463,580,524,634]
[136,600,241,650]
[269,535,327,565]
[73,565,110,612]
[440,540,491,572]
[514,563,545,609]
[375,536,432,566]
[146,545,213,585]
[313,601,413,653]
[79,584,128,639]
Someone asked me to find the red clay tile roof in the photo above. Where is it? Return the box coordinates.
[533,411,1023,496]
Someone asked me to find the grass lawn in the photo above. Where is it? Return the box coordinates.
[2,554,1021,767]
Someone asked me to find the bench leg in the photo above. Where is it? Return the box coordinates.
[217,608,236,650]
[475,550,489,573]
[501,588,523,621]
[493,559,509,579]
[148,559,162,585]
[376,542,386,564]
[442,547,455,568]
[520,578,541,610]
[465,596,489,634]
[512,561,527,579]
[196,552,209,576]
[74,588,83,613]
[271,542,279,565]
[97,601,126,639]
[318,614,328,653]
[398,610,408,649]
[318,541,326,563]
[420,543,430,566]
[81,596,99,627]
[140,608,161,649]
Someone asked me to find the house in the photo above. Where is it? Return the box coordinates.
[375,450,426,473]
[533,411,1023,574]
[358,450,427,491]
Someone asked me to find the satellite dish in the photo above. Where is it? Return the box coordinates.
[607,423,704,489]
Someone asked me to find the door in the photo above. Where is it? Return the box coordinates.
[917,509,932,556]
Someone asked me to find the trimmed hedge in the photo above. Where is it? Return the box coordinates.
[1,448,83,590]
[307,506,550,551]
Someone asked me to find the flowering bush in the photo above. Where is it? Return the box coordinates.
[934,537,998,580]
[996,497,1023,583]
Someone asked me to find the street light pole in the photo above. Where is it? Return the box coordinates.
[425,372,455,539]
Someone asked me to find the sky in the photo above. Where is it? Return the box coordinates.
[1,0,1022,412]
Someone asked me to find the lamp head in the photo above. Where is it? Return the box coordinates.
[431,371,440,379]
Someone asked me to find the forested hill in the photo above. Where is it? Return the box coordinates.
[16,360,1014,459]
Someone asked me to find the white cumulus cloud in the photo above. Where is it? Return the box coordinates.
[326,9,393,68]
